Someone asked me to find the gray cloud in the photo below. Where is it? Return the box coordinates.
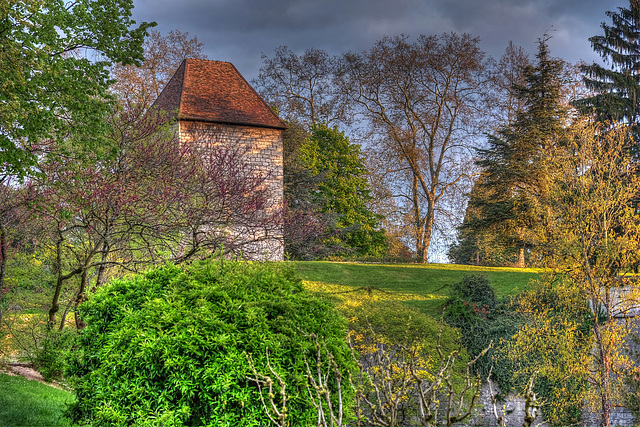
[131,0,615,81]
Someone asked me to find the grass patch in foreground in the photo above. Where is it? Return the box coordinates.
[294,261,541,316]
[0,372,74,426]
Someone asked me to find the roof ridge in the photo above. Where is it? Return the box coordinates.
[186,58,231,64]
[227,61,287,129]
[176,59,187,118]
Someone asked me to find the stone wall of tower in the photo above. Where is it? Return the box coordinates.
[179,120,284,261]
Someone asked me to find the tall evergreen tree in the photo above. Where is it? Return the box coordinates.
[574,0,639,141]
[448,176,517,266]
[282,121,339,259]
[298,125,387,257]
[463,37,569,267]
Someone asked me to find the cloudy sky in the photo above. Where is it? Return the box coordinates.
[130,0,621,82]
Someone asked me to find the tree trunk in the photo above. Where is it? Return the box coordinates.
[421,212,434,263]
[415,218,434,263]
[59,295,75,332]
[93,240,110,290]
[412,175,425,262]
[517,247,525,268]
[0,222,6,291]
[49,276,63,326]
[592,303,612,427]
[74,269,89,330]
[49,235,83,327]
[598,338,612,427]
[49,239,64,326]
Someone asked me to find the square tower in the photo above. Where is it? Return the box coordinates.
[152,59,286,260]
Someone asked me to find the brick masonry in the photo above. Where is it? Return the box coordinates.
[179,120,284,261]
[152,59,287,261]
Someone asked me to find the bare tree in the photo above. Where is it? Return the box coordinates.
[487,41,531,131]
[110,29,207,107]
[336,33,490,262]
[32,104,280,329]
[254,46,348,127]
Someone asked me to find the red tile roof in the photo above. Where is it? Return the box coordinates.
[152,59,286,130]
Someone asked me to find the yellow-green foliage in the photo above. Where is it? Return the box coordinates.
[345,302,475,426]
[67,259,355,427]
[539,121,640,423]
[505,276,593,425]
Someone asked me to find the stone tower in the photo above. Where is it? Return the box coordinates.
[152,58,286,260]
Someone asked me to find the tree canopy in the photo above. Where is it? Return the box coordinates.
[110,29,207,107]
[255,46,346,127]
[301,125,386,256]
[465,37,569,267]
[285,125,386,258]
[337,33,490,262]
[574,0,639,142]
[0,0,155,177]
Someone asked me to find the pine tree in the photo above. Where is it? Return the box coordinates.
[574,0,639,141]
[463,37,568,267]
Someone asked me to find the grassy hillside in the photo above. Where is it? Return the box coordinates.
[293,261,542,316]
[0,373,74,426]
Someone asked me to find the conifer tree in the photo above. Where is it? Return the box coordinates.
[574,0,639,141]
[464,37,568,267]
[298,125,387,257]
[448,176,516,266]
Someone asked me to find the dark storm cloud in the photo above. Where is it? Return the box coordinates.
[131,0,615,81]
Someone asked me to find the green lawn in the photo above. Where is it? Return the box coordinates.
[0,262,542,426]
[293,261,542,316]
[0,372,74,426]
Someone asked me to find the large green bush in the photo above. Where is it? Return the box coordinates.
[66,259,354,426]
[444,275,521,391]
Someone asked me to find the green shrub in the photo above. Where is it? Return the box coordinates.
[348,302,462,352]
[32,327,78,382]
[66,259,354,426]
[34,326,78,382]
[444,275,520,393]
[449,274,497,313]
[346,302,476,426]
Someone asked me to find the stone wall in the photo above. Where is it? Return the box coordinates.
[179,120,284,261]
[469,382,546,427]
[470,376,638,427]
[582,406,637,427]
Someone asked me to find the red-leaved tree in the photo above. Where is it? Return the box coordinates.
[29,102,282,329]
